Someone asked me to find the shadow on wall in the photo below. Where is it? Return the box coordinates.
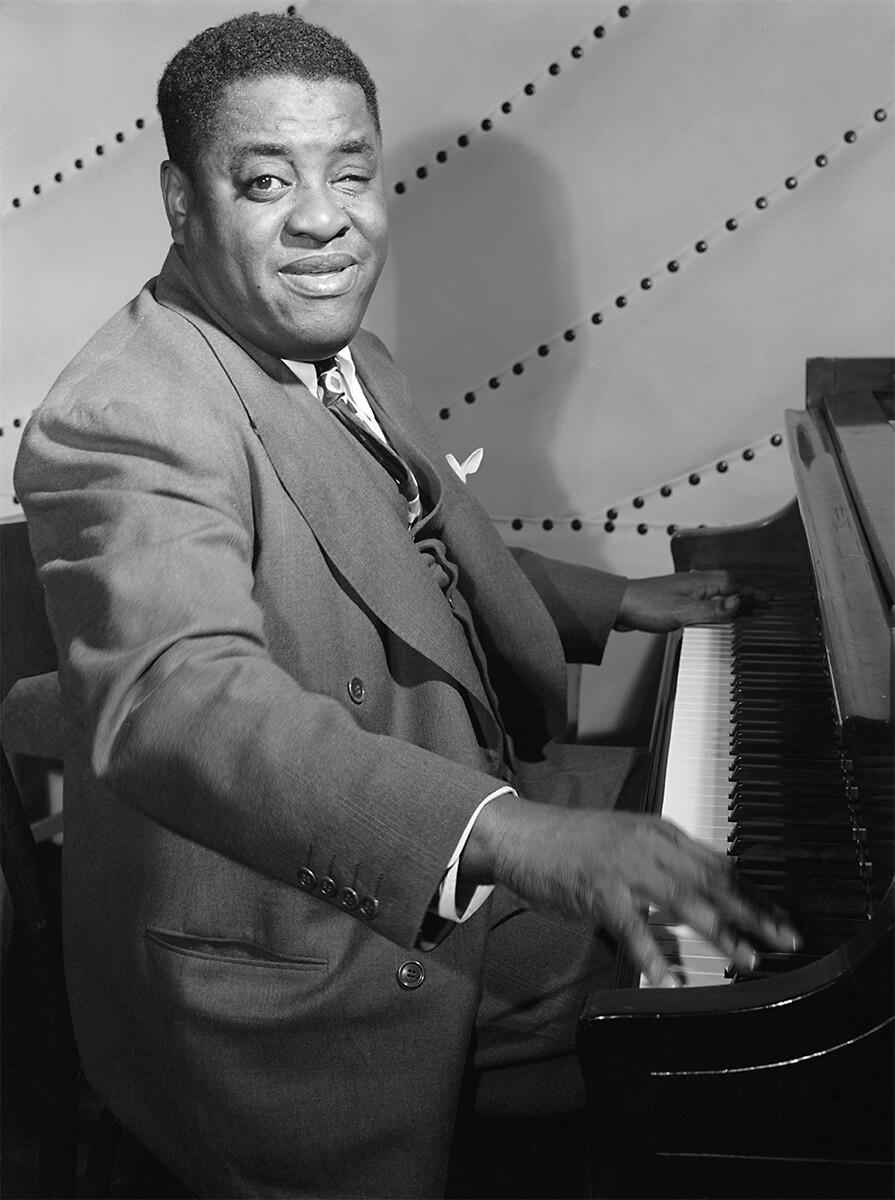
[383,127,595,517]
[383,127,664,749]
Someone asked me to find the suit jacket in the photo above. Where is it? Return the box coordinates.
[14,248,634,1198]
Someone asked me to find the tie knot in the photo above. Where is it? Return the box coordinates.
[315,357,340,386]
[315,357,345,406]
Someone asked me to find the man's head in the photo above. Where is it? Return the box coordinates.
[158,12,380,180]
[157,13,388,362]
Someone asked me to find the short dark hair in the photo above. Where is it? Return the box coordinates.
[157,11,380,177]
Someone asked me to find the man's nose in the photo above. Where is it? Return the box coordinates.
[284,183,350,241]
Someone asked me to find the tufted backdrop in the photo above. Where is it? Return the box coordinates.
[2,0,893,741]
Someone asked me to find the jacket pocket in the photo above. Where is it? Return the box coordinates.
[144,926,327,971]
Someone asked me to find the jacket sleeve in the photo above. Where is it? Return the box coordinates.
[14,321,509,951]
[509,546,627,665]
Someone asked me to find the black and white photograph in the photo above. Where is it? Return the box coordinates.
[1,2,892,1197]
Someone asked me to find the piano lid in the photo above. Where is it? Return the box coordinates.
[820,388,894,610]
[785,372,894,740]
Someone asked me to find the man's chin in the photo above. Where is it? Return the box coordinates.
[279,310,369,362]
[245,314,362,364]
[285,331,361,362]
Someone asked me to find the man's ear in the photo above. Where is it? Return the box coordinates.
[160,160,192,245]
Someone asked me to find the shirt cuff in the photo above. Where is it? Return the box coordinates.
[436,785,517,923]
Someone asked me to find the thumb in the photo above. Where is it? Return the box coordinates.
[708,593,739,618]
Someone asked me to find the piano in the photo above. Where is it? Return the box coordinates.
[578,358,894,1200]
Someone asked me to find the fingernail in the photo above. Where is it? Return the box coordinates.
[735,943,759,972]
[778,923,802,951]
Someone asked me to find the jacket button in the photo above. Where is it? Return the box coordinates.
[347,677,365,704]
[297,867,317,891]
[359,896,379,920]
[339,887,359,911]
[319,876,338,898]
[396,960,426,990]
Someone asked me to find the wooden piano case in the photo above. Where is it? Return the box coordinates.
[578,359,894,1199]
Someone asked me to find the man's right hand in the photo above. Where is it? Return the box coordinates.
[461,793,800,989]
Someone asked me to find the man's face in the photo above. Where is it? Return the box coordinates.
[163,74,388,361]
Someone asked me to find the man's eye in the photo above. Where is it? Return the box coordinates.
[247,175,289,196]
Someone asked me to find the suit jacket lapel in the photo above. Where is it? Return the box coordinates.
[351,334,568,740]
[351,343,446,511]
[153,252,494,718]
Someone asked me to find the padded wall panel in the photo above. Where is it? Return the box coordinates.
[2,0,892,737]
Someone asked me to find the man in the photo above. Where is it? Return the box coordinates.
[15,13,797,1198]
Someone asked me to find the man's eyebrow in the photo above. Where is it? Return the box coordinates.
[336,137,378,158]
[228,143,292,171]
[227,137,378,173]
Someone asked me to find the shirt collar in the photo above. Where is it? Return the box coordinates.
[283,346,358,397]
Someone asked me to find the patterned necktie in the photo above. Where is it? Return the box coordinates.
[316,358,422,527]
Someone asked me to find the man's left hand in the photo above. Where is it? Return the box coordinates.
[614,570,768,633]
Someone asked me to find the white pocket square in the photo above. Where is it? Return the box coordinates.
[445,448,484,484]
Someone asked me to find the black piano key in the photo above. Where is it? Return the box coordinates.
[799,926,871,952]
[729,765,847,785]
[731,823,858,843]
[751,888,870,918]
[728,784,852,803]
[729,744,843,762]
[733,658,825,671]
[799,917,872,940]
[733,869,862,894]
[729,728,839,743]
[731,840,859,863]
[729,817,855,838]
[733,678,830,691]
[728,799,845,816]
[732,690,832,704]
[732,699,832,715]
[731,834,856,855]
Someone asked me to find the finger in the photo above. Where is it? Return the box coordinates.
[703,593,740,622]
[655,818,731,868]
[651,832,802,955]
[614,908,683,990]
[711,573,773,607]
[669,895,760,972]
[734,579,772,603]
[688,867,803,954]
[642,821,738,902]
[675,591,741,625]
[718,888,802,953]
[688,570,772,606]
[687,568,739,597]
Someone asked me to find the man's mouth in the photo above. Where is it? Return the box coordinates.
[279,254,359,297]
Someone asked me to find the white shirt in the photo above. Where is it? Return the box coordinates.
[284,348,388,440]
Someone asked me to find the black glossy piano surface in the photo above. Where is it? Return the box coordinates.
[578,359,894,1199]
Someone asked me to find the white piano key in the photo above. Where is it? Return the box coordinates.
[642,625,736,988]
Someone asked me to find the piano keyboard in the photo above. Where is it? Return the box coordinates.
[642,575,877,989]
[642,624,736,987]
